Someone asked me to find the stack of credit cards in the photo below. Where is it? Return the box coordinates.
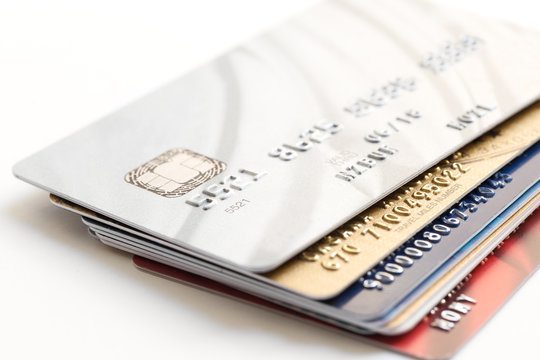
[12,0,540,358]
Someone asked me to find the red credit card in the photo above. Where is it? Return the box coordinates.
[133,209,540,360]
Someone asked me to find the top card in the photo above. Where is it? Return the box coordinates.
[13,0,540,272]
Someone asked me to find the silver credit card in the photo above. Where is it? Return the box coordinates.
[13,0,540,272]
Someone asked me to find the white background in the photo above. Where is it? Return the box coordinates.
[1,1,539,359]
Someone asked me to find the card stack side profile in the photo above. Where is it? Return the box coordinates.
[12,0,540,359]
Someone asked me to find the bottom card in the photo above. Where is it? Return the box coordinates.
[133,208,540,360]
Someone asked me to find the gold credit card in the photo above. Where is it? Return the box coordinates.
[264,103,540,299]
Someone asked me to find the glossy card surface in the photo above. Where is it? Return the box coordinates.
[14,0,540,271]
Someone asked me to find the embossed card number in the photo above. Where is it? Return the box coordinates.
[268,121,343,161]
[344,77,417,118]
[420,35,484,74]
[186,169,266,210]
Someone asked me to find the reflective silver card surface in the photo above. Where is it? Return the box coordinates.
[14,0,540,271]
